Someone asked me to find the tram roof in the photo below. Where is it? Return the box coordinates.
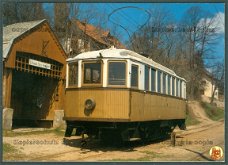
[67,48,186,81]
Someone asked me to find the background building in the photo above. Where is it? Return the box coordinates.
[62,19,125,56]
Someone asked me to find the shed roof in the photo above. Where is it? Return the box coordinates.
[3,19,46,59]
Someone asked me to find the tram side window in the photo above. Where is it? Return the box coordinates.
[144,65,150,91]
[163,73,167,94]
[108,62,126,85]
[168,75,171,95]
[157,70,161,93]
[183,82,186,99]
[68,63,78,86]
[180,80,182,98]
[83,62,101,84]
[131,65,138,88]
[176,79,179,97]
[172,77,175,96]
[151,68,156,92]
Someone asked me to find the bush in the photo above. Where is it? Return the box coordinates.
[200,102,224,121]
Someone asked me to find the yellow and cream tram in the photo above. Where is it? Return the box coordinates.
[64,47,187,142]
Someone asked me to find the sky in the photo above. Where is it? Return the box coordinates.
[44,3,225,63]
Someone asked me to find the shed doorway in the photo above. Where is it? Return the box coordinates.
[11,52,63,128]
[11,70,58,128]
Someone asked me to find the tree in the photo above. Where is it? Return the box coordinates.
[129,7,174,66]
[179,6,220,99]
[3,2,48,26]
[54,3,70,39]
[209,61,224,104]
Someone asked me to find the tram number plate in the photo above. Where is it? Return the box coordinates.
[29,59,51,70]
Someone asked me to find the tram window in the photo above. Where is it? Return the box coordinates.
[180,80,182,98]
[168,75,171,95]
[68,63,78,86]
[176,79,179,97]
[131,65,138,88]
[163,73,167,94]
[83,62,101,84]
[144,65,150,91]
[151,68,156,92]
[183,82,186,99]
[172,77,175,96]
[157,70,161,93]
[108,62,126,85]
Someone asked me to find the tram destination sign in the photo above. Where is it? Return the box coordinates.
[29,59,51,70]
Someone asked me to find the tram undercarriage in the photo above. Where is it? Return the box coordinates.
[64,119,186,142]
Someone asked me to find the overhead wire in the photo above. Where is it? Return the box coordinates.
[107,6,151,51]
[107,4,139,29]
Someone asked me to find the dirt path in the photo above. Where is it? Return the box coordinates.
[188,100,213,124]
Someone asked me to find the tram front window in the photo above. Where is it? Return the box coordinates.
[108,61,126,86]
[83,61,102,84]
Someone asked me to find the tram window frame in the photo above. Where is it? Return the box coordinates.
[163,73,167,94]
[144,65,150,91]
[157,70,161,93]
[151,68,156,92]
[82,60,103,86]
[131,64,139,88]
[68,62,78,87]
[107,61,127,87]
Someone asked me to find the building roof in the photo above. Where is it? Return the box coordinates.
[3,19,47,59]
[67,47,186,81]
[74,20,125,49]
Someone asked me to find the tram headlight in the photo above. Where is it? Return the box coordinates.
[85,99,96,111]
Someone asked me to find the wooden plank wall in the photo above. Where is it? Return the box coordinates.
[65,89,130,120]
[130,91,186,121]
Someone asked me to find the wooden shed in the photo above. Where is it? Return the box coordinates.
[3,20,67,127]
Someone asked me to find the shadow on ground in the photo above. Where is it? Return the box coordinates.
[62,135,171,153]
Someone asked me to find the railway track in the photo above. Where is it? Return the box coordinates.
[175,120,224,137]
[28,120,224,161]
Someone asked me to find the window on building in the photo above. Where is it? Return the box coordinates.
[108,61,126,85]
[68,62,78,86]
[163,73,167,94]
[131,65,138,88]
[168,75,171,95]
[157,70,161,93]
[172,77,175,96]
[151,68,156,92]
[145,65,150,91]
[83,61,102,84]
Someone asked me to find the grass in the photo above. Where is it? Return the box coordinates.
[3,143,18,153]
[3,128,65,137]
[201,101,224,121]
[185,113,201,126]
[3,143,26,161]
[185,105,201,126]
